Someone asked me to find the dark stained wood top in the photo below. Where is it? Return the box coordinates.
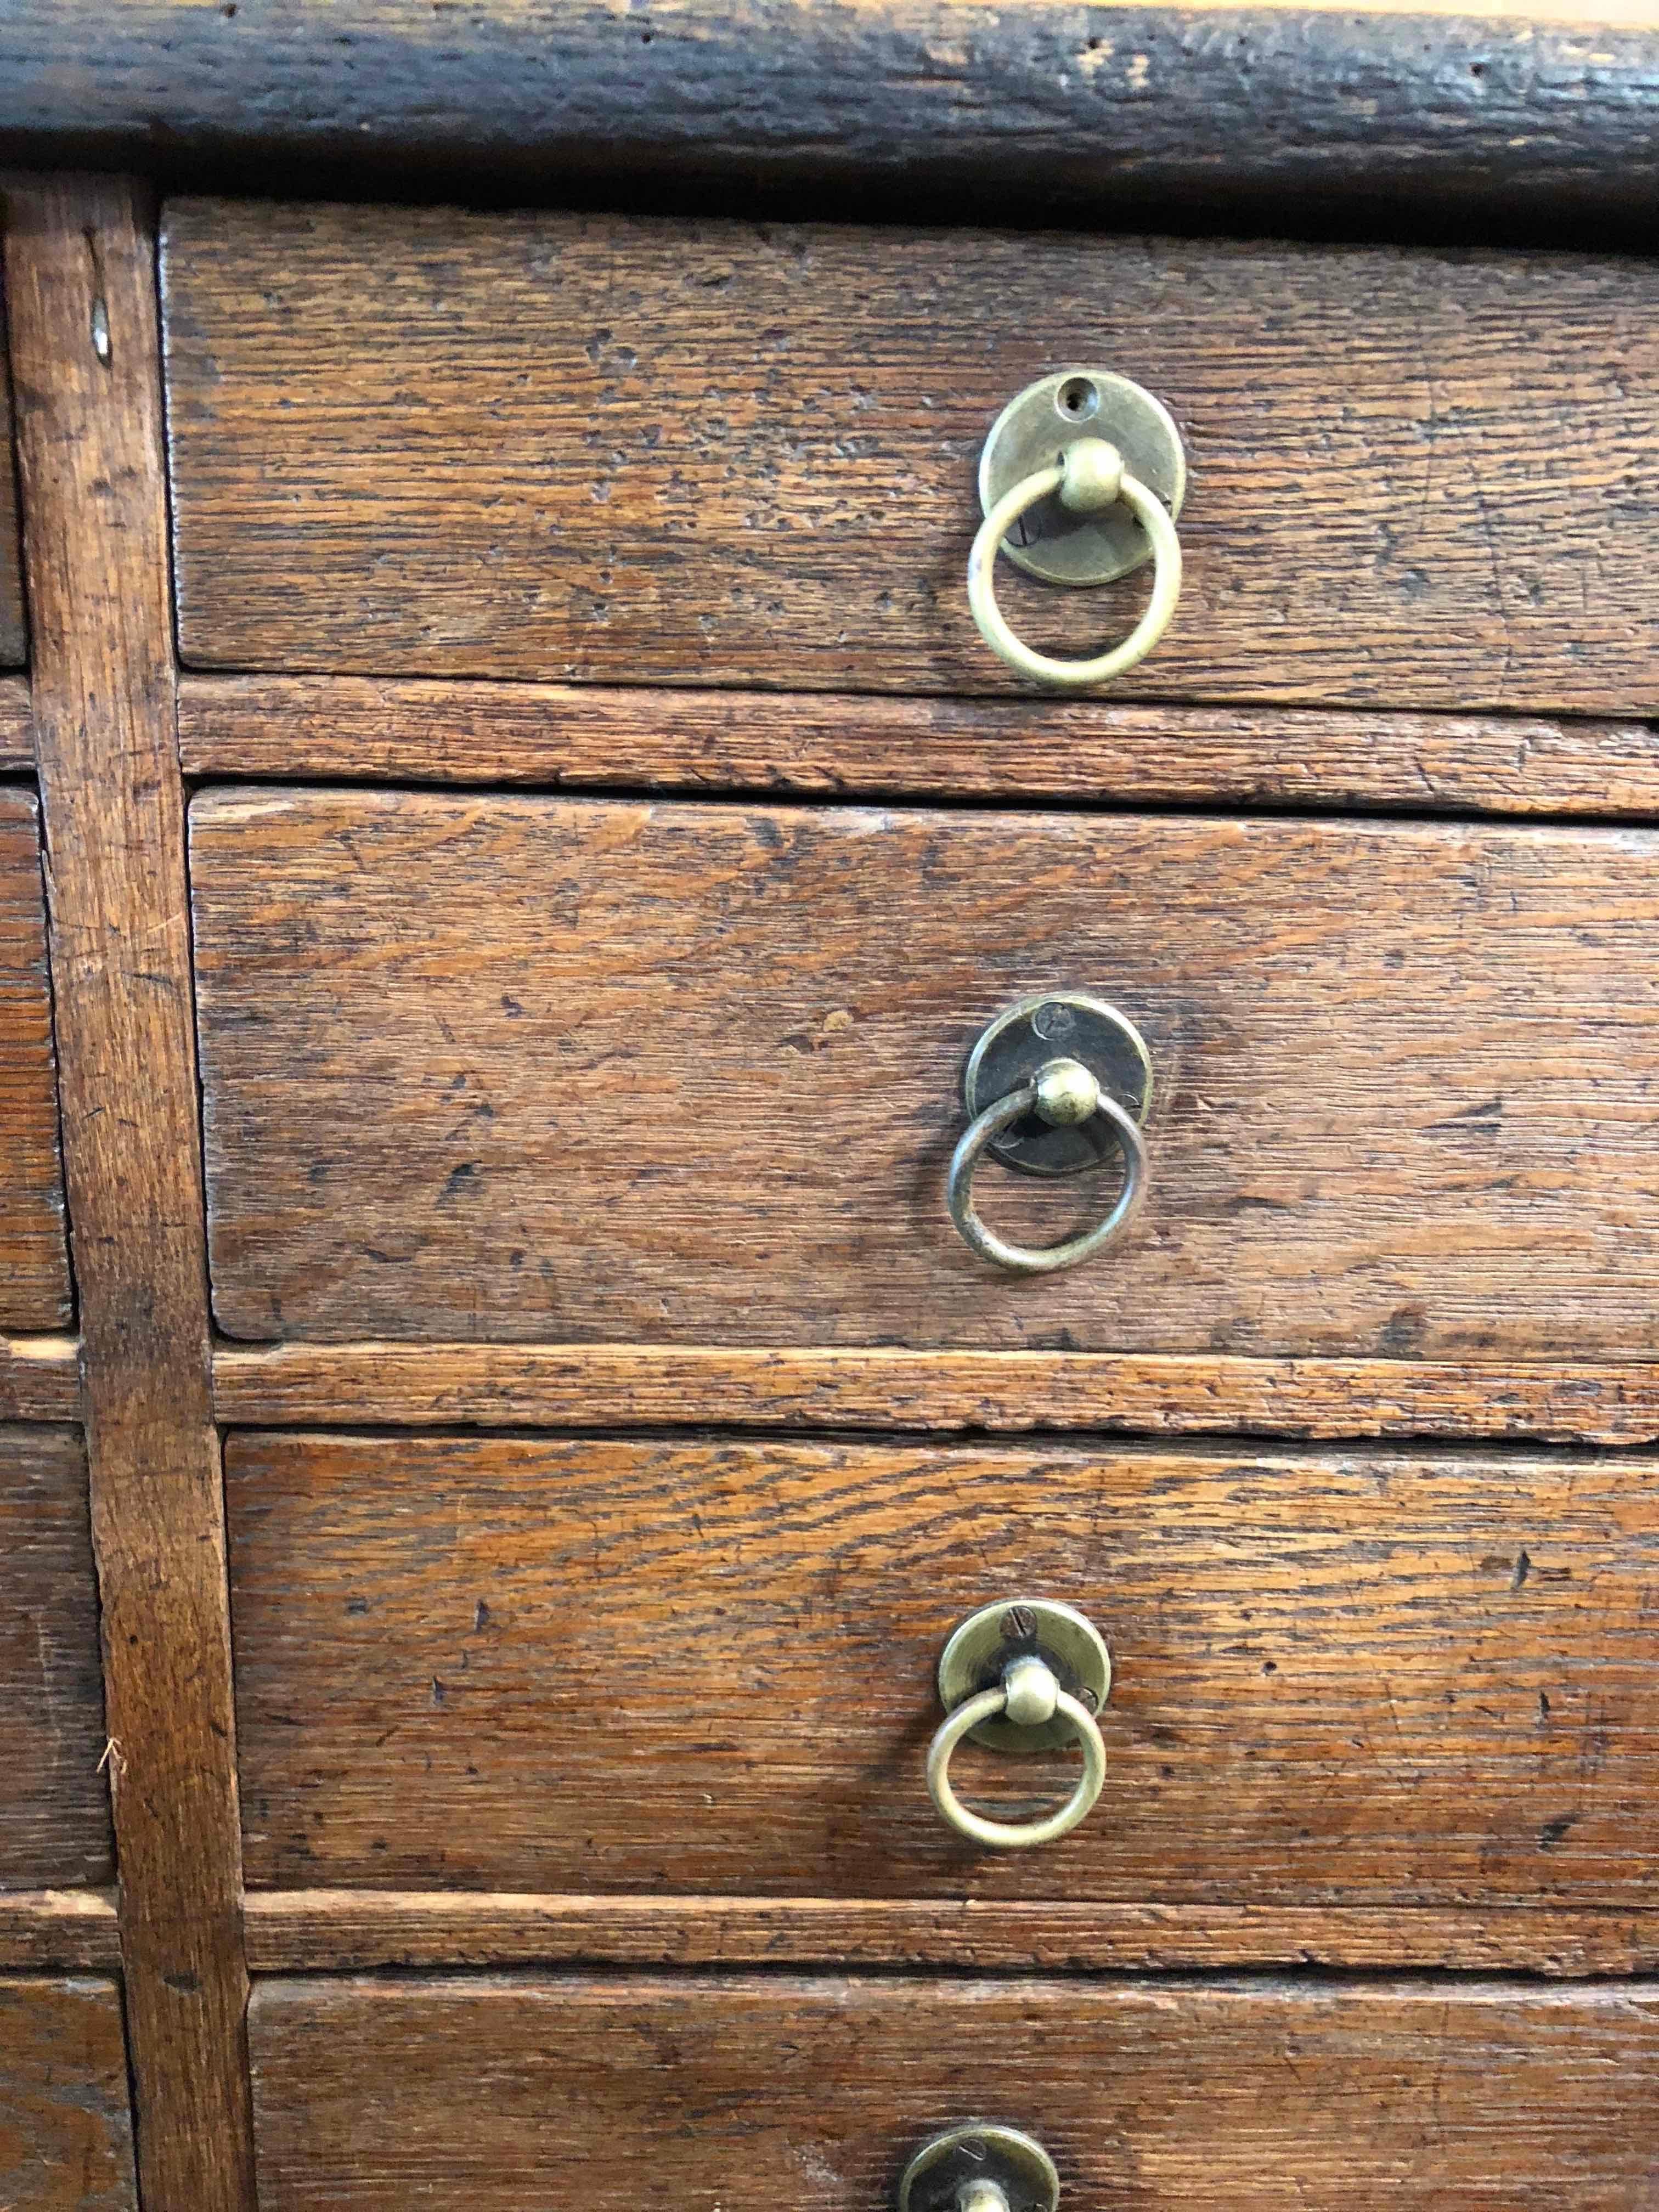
[3,3,1658,231]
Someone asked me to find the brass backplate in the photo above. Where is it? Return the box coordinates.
[898,2126,1061,2212]
[963,991,1151,1179]
[978,367,1186,586]
[937,1598,1112,1756]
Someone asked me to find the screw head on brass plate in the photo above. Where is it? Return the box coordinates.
[938,1599,1112,1757]
[899,2126,1060,2212]
[963,992,1151,1180]
[978,368,1186,588]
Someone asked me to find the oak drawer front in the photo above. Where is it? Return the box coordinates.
[0,1979,137,2212]
[163,204,1659,716]
[249,1974,1659,2211]
[0,1427,110,1889]
[193,789,1659,1363]
[0,789,71,1332]
[228,1432,1659,1904]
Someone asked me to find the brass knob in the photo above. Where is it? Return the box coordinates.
[968,369,1186,693]
[947,993,1152,1277]
[899,2126,1060,2212]
[927,1599,1112,1851]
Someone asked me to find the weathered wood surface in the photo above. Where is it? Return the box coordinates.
[178,674,1659,819]
[10,7,1659,224]
[249,1974,1659,2211]
[7,176,255,2212]
[164,206,1659,712]
[0,677,31,767]
[0,1335,81,1424]
[227,1431,1659,1904]
[0,788,70,1330]
[0,347,25,668]
[0,1428,108,1891]
[0,1978,137,2211]
[194,791,1659,1363]
[0,1892,120,1972]
[244,1889,1659,1977]
[211,1340,1659,1446]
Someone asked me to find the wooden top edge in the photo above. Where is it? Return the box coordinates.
[3,5,1658,228]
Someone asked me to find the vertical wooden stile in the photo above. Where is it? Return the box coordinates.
[4,176,255,2210]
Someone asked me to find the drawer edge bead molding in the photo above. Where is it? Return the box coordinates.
[2,5,1658,221]
[210,1341,1659,1446]
[5,177,256,2212]
[177,675,1659,821]
[240,1889,1659,1979]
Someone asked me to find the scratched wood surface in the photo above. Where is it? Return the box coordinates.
[0,341,25,667]
[249,1975,1659,2211]
[8,176,256,2212]
[0,787,70,1330]
[0,1978,137,2211]
[0,1427,109,1890]
[178,673,1659,820]
[193,790,1659,1363]
[162,205,1659,712]
[227,1431,1659,1904]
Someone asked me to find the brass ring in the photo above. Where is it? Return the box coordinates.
[927,1679,1107,1850]
[968,443,1182,692]
[947,1077,1147,1276]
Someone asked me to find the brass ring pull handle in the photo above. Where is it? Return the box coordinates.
[948,1063,1147,1277]
[899,2127,1062,2212]
[968,437,1183,692]
[947,994,1154,1278]
[927,1600,1113,1853]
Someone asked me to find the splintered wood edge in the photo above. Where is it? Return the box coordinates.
[0,1335,83,1422]
[0,676,31,768]
[241,1892,1659,1977]
[178,675,1659,819]
[0,1890,122,1972]
[211,1342,1659,1446]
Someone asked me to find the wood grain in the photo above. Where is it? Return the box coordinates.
[0,1426,109,1891]
[177,674,1659,819]
[0,1334,81,1424]
[0,328,25,668]
[194,790,1659,1365]
[11,7,1659,227]
[0,1891,119,1972]
[227,1431,1659,1905]
[7,176,255,2212]
[0,675,32,767]
[244,1889,1659,1977]
[0,787,70,1329]
[211,1340,1659,1446]
[249,1974,1659,2212]
[0,1978,136,2212]
[163,206,1659,712]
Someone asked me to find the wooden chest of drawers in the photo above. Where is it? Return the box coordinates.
[3,9,1659,2203]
